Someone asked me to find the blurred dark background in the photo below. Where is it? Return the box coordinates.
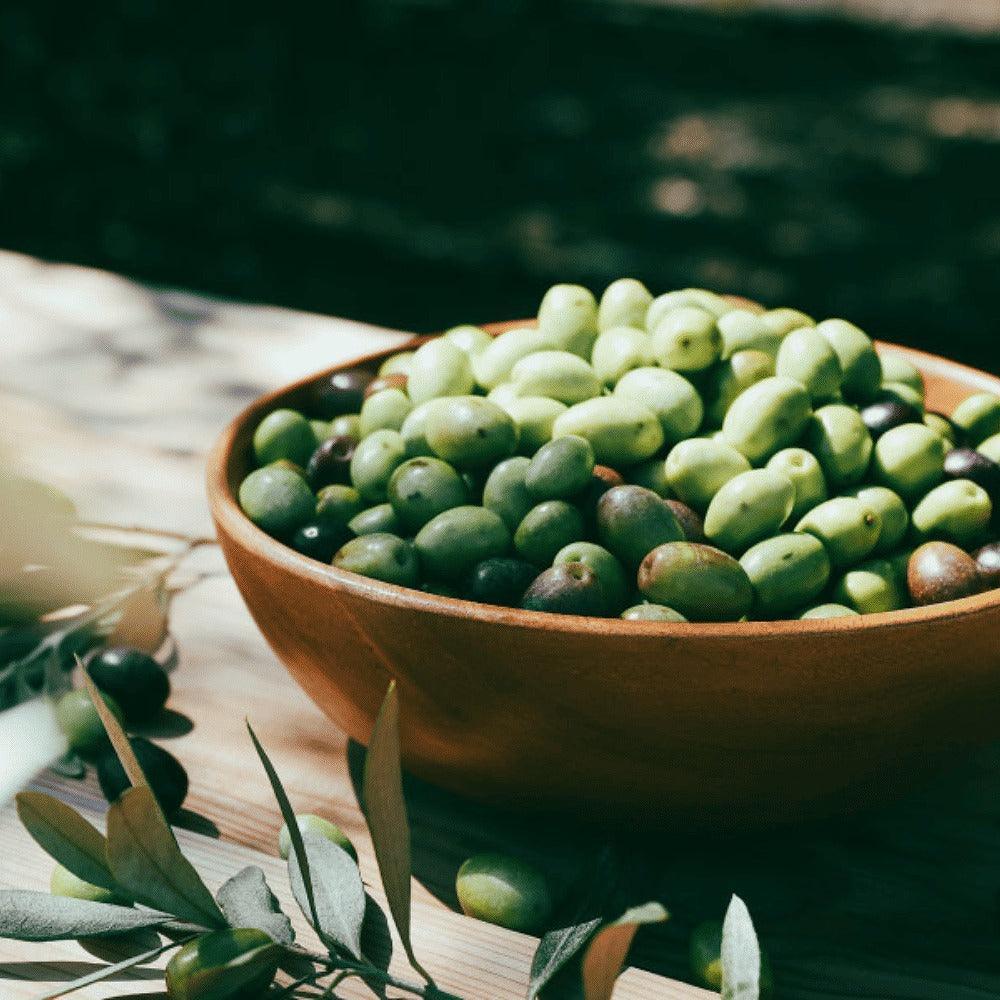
[1,0,998,370]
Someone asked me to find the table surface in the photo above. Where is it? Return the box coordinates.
[1,249,999,999]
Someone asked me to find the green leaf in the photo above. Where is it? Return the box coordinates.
[38,933,191,999]
[106,785,225,929]
[0,890,170,941]
[528,917,602,1000]
[287,831,365,958]
[216,865,294,946]
[581,902,668,1000]
[721,894,761,1000]
[79,661,147,788]
[245,721,320,934]
[15,791,119,893]
[362,681,429,981]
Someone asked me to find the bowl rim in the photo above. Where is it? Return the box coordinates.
[207,327,1000,638]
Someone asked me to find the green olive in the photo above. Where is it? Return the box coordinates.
[628,457,671,497]
[815,318,882,403]
[665,438,752,512]
[911,479,993,547]
[378,350,415,376]
[766,448,828,521]
[621,603,688,622]
[741,532,830,617]
[598,277,653,331]
[795,496,882,569]
[425,396,518,470]
[348,503,401,536]
[349,429,407,502]
[252,409,315,467]
[514,501,586,566]
[415,506,512,580]
[978,432,1000,464]
[483,456,535,531]
[721,376,813,465]
[879,353,925,395]
[651,306,722,372]
[760,307,814,338]
[804,404,873,489]
[872,423,946,500]
[613,367,703,445]
[831,558,909,614]
[703,469,796,555]
[278,814,357,863]
[775,327,843,400]
[646,288,730,331]
[553,541,629,613]
[638,542,754,622]
[387,457,467,532]
[537,284,600,358]
[358,387,413,437]
[718,308,783,358]
[500,396,568,455]
[333,533,420,587]
[552,396,664,467]
[799,603,860,619]
[404,339,475,404]
[472,327,556,389]
[952,392,1000,445]
[50,863,129,905]
[456,853,553,933]
[315,484,364,532]
[55,688,124,760]
[238,465,316,536]
[703,349,775,427]
[165,928,280,1000]
[525,436,595,501]
[596,485,685,570]
[443,324,492,357]
[509,350,601,405]
[844,485,909,554]
[591,326,652,386]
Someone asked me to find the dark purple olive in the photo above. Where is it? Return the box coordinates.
[907,541,982,606]
[465,558,539,607]
[307,435,357,489]
[860,395,921,438]
[973,541,1000,591]
[97,737,188,816]
[313,369,373,418]
[664,499,706,543]
[943,448,1000,501]
[364,373,408,399]
[291,522,347,563]
[520,563,609,617]
[87,646,170,724]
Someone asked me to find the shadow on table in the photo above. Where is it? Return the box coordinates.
[348,740,1000,999]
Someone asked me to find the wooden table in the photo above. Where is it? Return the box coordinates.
[1,249,998,999]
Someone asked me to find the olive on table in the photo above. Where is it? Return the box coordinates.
[766,448,828,521]
[740,533,830,618]
[524,435,595,501]
[553,542,629,613]
[387,457,467,533]
[911,479,993,547]
[334,533,420,587]
[313,368,374,417]
[973,541,1000,590]
[252,409,316,468]
[278,814,357,863]
[238,465,315,537]
[514,501,586,567]
[456,853,554,933]
[638,542,754,622]
[348,503,402,537]
[596,485,684,570]
[664,499,705,543]
[703,469,795,555]
[665,438,751,512]
[50,863,129,905]
[165,928,280,1000]
[796,496,882,570]
[97,736,189,816]
[598,277,653,332]
[521,562,609,616]
[87,646,170,724]
[306,434,356,490]
[415,506,511,582]
[291,521,346,563]
[907,542,982,606]
[55,689,124,760]
[621,603,688,622]
[464,557,539,607]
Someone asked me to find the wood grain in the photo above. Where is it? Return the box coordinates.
[3,250,1000,999]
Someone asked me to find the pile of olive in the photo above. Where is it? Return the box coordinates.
[238,281,1000,621]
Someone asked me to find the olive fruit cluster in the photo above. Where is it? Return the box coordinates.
[53,645,188,817]
[238,281,1000,621]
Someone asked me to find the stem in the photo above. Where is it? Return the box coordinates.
[77,521,217,549]
[290,949,462,1000]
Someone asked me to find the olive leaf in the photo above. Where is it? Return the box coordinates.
[721,895,761,1000]
[580,902,668,1000]
[0,890,171,941]
[246,721,321,934]
[38,933,192,999]
[106,785,225,929]
[362,681,430,981]
[287,831,366,958]
[528,917,602,1000]
[79,663,146,787]
[216,865,295,946]
[15,791,120,893]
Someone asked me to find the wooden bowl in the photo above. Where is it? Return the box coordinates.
[207,328,1000,829]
